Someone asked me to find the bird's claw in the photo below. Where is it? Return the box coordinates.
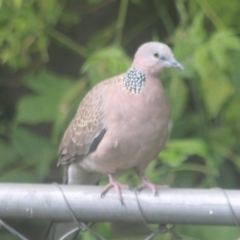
[100,173,129,205]
[137,174,168,196]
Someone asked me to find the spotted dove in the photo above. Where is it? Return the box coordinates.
[44,42,183,240]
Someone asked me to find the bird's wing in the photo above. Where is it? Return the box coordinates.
[58,80,109,166]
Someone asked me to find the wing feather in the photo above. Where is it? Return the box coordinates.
[58,80,109,165]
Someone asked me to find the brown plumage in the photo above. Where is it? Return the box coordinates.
[58,80,108,164]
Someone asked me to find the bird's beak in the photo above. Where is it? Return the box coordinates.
[169,58,184,71]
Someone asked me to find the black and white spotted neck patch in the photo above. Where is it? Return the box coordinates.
[123,68,146,94]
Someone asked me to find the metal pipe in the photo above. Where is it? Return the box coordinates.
[0,183,239,226]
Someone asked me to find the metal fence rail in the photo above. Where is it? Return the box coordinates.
[0,183,239,226]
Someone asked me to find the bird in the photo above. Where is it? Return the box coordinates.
[44,42,183,240]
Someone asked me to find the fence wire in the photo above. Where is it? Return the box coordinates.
[0,186,240,240]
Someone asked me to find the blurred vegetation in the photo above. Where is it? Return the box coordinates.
[0,0,240,239]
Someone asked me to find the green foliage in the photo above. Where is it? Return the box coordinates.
[82,45,131,86]
[168,76,188,119]
[1,0,240,239]
[160,138,209,168]
[176,225,240,240]
[194,30,239,118]
[17,71,77,124]
[0,127,56,182]
[0,0,80,69]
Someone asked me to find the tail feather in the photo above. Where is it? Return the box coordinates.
[43,164,101,240]
[44,222,80,240]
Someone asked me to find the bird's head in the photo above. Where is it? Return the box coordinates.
[132,42,184,76]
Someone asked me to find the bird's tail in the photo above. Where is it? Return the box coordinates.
[43,164,102,240]
[43,222,80,240]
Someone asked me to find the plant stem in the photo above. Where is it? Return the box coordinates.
[114,0,129,46]
[47,28,88,58]
[196,0,225,30]
[153,0,174,36]
[172,163,210,175]
[212,142,240,168]
[175,0,189,27]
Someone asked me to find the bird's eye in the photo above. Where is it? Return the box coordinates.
[153,53,159,58]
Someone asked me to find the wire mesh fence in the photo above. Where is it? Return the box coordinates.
[0,183,240,240]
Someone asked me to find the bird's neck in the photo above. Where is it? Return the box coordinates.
[122,68,146,94]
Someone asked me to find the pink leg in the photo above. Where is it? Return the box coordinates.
[137,173,168,196]
[101,173,129,204]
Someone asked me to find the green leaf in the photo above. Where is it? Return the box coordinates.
[173,13,206,79]
[193,30,237,118]
[200,71,233,118]
[0,141,18,169]
[0,0,69,69]
[188,12,206,44]
[160,138,209,167]
[16,71,76,124]
[87,24,116,51]
[169,76,188,119]
[209,30,240,68]
[60,9,81,25]
[13,128,53,161]
[82,45,131,86]
[232,50,240,95]
[12,128,56,180]
[17,95,58,123]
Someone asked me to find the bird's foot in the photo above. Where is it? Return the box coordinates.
[101,173,129,205]
[137,174,168,196]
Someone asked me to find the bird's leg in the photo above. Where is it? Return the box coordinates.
[101,173,129,204]
[137,173,168,196]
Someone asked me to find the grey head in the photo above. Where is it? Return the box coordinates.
[131,42,184,76]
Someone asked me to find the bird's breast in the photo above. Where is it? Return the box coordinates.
[81,79,170,174]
